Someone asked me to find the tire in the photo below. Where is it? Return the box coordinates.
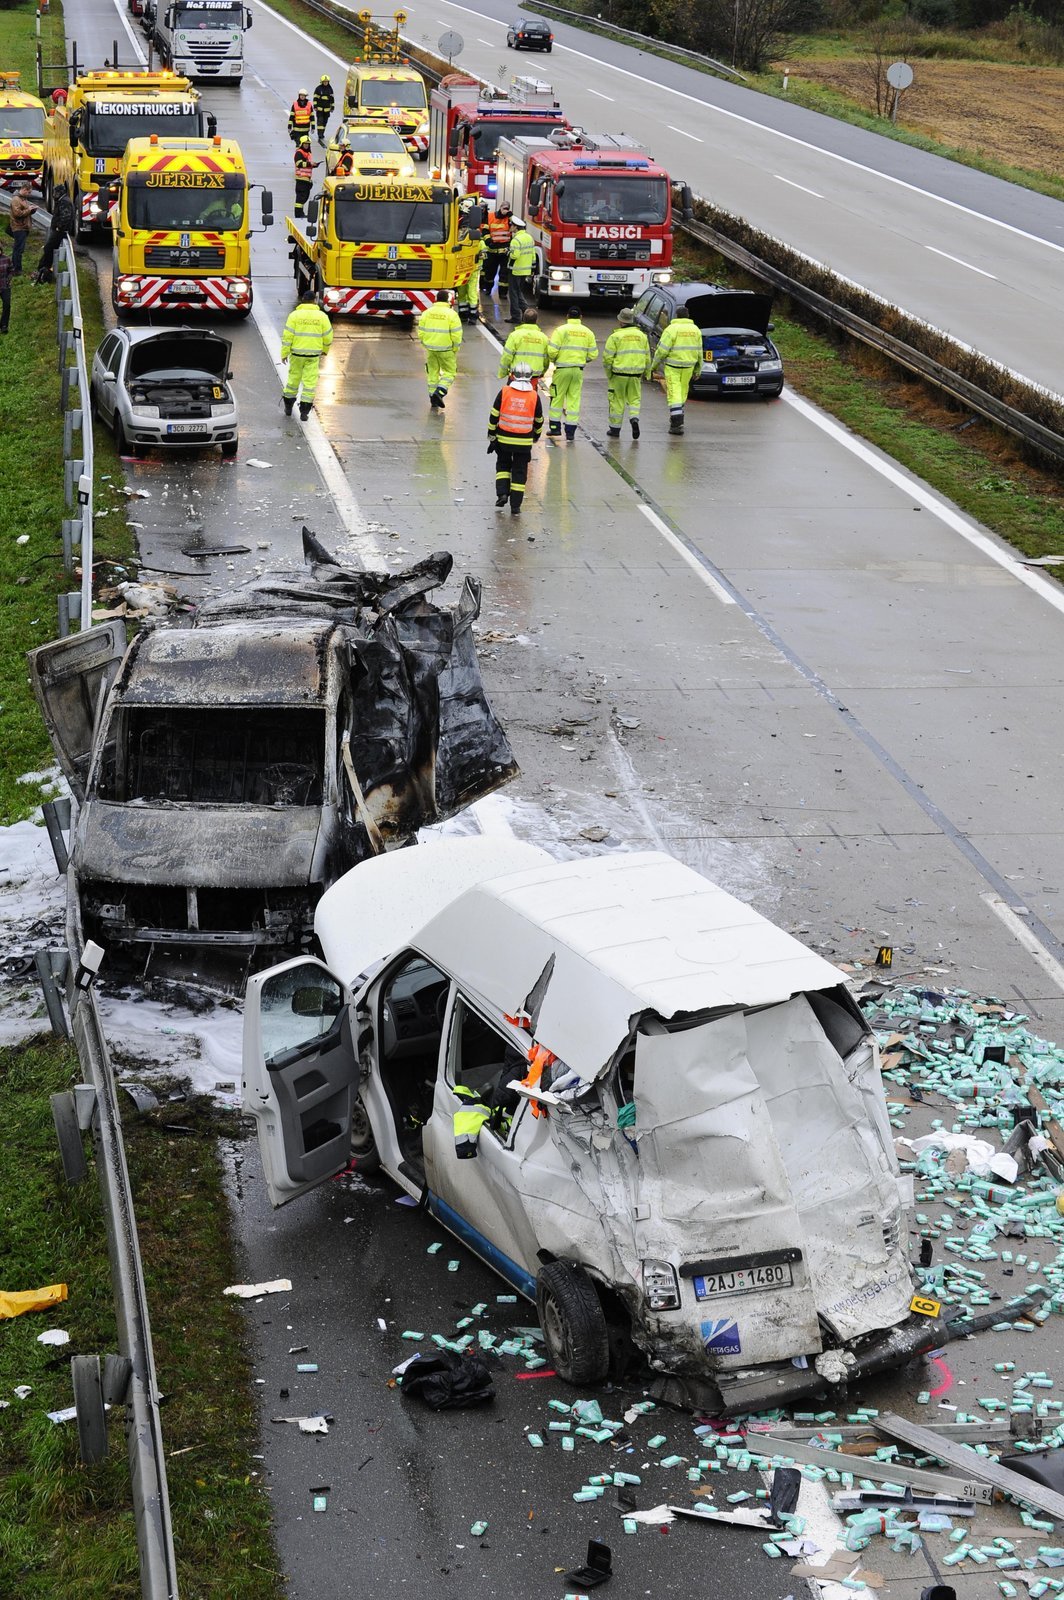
[112,412,129,456]
[220,439,238,458]
[416,148,428,161]
[350,1093,381,1173]
[536,1261,610,1385]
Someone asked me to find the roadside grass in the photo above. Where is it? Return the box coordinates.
[1,0,137,825]
[0,1036,283,1600]
[671,234,1064,566]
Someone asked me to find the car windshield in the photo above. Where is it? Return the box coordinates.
[471,119,557,160]
[333,197,447,243]
[0,106,44,138]
[341,128,407,153]
[126,185,245,230]
[557,175,667,226]
[174,1,242,23]
[111,708,326,805]
[358,80,426,110]
[84,105,202,155]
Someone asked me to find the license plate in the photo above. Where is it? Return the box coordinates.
[694,1262,793,1299]
[596,272,628,283]
[165,423,208,435]
[374,290,408,303]
[722,375,756,386]
[165,279,200,294]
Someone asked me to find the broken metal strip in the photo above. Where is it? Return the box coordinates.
[875,1412,1064,1524]
[759,1430,995,1504]
[764,1421,1024,1443]
[340,733,385,856]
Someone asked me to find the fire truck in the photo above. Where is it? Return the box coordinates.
[493,131,688,304]
[427,72,568,201]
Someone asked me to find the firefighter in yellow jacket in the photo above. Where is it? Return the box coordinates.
[487,362,544,516]
[417,290,463,410]
[546,307,598,441]
[281,289,333,421]
[651,310,703,435]
[498,307,551,382]
[603,305,652,439]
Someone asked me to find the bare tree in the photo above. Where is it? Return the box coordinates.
[858,17,922,117]
[651,0,814,72]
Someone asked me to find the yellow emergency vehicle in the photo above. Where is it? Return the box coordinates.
[287,174,480,318]
[342,63,428,161]
[108,134,268,317]
[325,119,416,178]
[0,72,45,193]
[41,69,212,237]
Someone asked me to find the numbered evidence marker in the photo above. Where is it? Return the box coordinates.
[910,1292,942,1318]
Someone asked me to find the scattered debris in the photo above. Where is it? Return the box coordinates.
[398,1352,495,1410]
[0,1283,68,1320]
[36,1329,70,1346]
[579,825,610,843]
[222,1279,292,1299]
[245,459,273,469]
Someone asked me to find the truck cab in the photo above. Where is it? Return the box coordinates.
[0,72,46,193]
[154,0,253,84]
[428,72,568,201]
[342,63,429,161]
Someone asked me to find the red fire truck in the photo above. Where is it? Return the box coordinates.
[428,71,568,202]
[493,130,688,304]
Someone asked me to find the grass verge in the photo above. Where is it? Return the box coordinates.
[1,0,137,825]
[0,1035,283,1600]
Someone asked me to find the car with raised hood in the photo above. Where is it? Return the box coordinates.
[241,839,941,1413]
[90,326,238,458]
[506,18,553,51]
[633,281,785,399]
[27,537,518,986]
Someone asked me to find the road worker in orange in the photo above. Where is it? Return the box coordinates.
[486,361,543,516]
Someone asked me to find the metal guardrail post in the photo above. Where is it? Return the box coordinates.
[54,239,94,633]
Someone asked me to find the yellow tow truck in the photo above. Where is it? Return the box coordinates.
[0,71,45,193]
[287,173,480,318]
[342,13,428,161]
[107,133,271,317]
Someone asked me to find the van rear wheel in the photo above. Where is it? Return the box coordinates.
[536,1261,609,1384]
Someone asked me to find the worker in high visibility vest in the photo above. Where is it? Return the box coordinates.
[487,361,544,516]
[505,218,537,323]
[498,307,551,382]
[312,75,334,143]
[546,307,598,441]
[480,201,512,299]
[455,230,484,324]
[288,89,313,144]
[280,288,333,421]
[417,290,463,410]
[651,310,703,435]
[452,1082,491,1159]
[293,136,319,218]
[603,305,652,439]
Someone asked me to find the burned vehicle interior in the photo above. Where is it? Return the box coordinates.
[99,707,326,807]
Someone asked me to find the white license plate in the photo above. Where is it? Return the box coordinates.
[723,374,756,386]
[374,290,409,303]
[596,272,628,283]
[165,423,209,434]
[165,279,201,294]
[694,1262,793,1299]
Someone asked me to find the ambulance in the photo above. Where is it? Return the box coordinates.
[324,119,415,179]
[0,72,45,193]
[41,68,214,237]
[107,134,270,316]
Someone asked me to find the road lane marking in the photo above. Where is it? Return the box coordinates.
[586,88,614,101]
[256,0,351,68]
[926,244,998,280]
[775,174,823,198]
[982,894,1064,997]
[638,505,734,604]
[476,37,494,45]
[112,0,148,63]
[666,124,703,143]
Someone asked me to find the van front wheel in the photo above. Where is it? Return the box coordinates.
[536,1261,609,1384]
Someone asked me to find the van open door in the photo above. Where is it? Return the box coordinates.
[243,956,359,1207]
[26,621,126,800]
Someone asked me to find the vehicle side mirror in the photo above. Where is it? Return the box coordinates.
[681,183,693,222]
[291,985,342,1019]
[207,113,217,137]
[767,322,775,332]
[306,196,319,225]
[102,372,116,383]
[554,178,565,198]
[245,6,252,23]
[260,188,273,226]
[527,179,542,209]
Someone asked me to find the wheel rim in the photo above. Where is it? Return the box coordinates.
[541,1290,573,1374]
[350,1095,374,1155]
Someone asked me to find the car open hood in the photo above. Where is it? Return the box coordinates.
[685,291,772,335]
[77,801,323,888]
[127,330,232,379]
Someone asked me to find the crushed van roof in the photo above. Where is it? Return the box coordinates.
[119,618,333,706]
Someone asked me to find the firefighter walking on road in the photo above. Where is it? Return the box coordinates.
[313,75,334,142]
[498,307,550,383]
[480,201,512,300]
[293,136,319,218]
[417,290,463,410]
[281,288,333,421]
[487,362,544,516]
[505,217,536,322]
[288,89,313,143]
[547,307,598,440]
[456,230,484,324]
[651,309,703,435]
[603,305,651,439]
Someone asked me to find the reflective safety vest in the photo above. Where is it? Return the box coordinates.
[452,1083,490,1159]
[484,210,512,248]
[498,383,538,436]
[499,324,551,378]
[294,145,314,181]
[333,150,353,176]
[418,302,463,351]
[281,302,334,360]
[507,228,536,276]
[603,324,651,377]
[290,99,312,131]
[654,316,703,369]
[548,320,598,368]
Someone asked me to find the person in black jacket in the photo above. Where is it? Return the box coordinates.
[486,362,544,515]
[312,75,334,142]
[35,183,76,282]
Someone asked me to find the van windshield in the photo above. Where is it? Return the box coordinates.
[174,1,243,23]
[557,175,667,226]
[111,707,325,805]
[127,185,245,230]
[0,106,44,138]
[357,80,426,110]
[83,104,202,155]
[333,197,446,243]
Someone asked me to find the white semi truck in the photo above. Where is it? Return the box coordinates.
[154,0,252,84]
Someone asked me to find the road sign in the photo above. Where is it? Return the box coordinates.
[886,60,914,90]
[438,28,464,61]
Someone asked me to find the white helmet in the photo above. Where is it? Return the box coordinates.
[511,362,532,379]
[510,216,525,229]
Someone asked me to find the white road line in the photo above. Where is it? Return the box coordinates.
[776,174,823,199]
[586,88,615,101]
[256,0,351,69]
[926,244,998,280]
[782,388,1064,622]
[982,894,1064,997]
[638,505,734,604]
[666,123,703,143]
[112,0,148,63]
[476,37,494,46]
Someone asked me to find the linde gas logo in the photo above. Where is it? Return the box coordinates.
[94,101,198,115]
[583,225,643,239]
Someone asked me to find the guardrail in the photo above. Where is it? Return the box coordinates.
[54,238,95,636]
[37,937,179,1600]
[520,0,749,82]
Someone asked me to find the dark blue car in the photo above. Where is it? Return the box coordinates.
[632,282,784,399]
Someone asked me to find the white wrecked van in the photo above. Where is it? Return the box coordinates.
[243,839,926,1412]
